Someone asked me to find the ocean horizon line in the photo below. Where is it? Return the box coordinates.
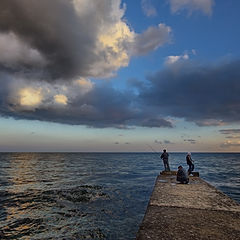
[1,151,240,154]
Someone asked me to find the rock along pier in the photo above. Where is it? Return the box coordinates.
[136,171,240,240]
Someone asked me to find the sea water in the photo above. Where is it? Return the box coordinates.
[0,152,239,239]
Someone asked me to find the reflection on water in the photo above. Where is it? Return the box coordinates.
[0,152,239,239]
[0,153,158,239]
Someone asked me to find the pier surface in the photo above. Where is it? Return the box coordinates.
[136,172,240,240]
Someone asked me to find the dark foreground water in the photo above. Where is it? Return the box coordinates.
[0,153,239,239]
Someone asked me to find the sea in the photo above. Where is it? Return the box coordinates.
[0,152,239,240]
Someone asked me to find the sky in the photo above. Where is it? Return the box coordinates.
[0,0,240,152]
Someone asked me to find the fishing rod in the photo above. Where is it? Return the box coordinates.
[146,144,161,157]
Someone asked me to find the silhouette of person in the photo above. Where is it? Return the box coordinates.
[186,152,194,175]
[160,149,170,171]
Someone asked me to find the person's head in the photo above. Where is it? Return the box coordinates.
[187,152,191,156]
[178,165,183,170]
[163,149,166,153]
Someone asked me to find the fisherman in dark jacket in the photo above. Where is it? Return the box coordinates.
[186,152,194,175]
[160,149,170,171]
[176,166,189,184]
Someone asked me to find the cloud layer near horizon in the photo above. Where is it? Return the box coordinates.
[138,60,240,126]
[0,74,173,128]
[1,59,240,128]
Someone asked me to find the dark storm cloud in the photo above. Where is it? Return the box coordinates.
[138,60,240,126]
[0,76,173,128]
[0,0,101,80]
[0,72,12,110]
[1,1,239,129]
[140,117,173,128]
[0,0,174,128]
[0,0,171,81]
[3,58,240,128]
[2,57,240,128]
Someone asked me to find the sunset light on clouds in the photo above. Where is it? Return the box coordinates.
[19,88,43,107]
[0,0,240,152]
[54,95,68,105]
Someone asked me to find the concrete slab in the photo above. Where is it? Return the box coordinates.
[136,173,240,240]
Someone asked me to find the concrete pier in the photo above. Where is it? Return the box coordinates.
[136,172,240,240]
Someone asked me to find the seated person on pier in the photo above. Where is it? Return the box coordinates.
[176,166,189,184]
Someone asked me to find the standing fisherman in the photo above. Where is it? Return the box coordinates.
[186,152,194,175]
[160,149,170,171]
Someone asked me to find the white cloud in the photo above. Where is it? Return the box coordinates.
[169,0,215,16]
[192,49,197,55]
[141,0,157,17]
[165,53,189,65]
[93,21,135,77]
[73,0,135,78]
[165,55,181,64]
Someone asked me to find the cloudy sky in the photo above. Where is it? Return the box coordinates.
[0,0,240,152]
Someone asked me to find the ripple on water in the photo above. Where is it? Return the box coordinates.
[0,152,239,239]
[0,184,109,239]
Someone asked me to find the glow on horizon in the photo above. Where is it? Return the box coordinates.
[0,117,239,152]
